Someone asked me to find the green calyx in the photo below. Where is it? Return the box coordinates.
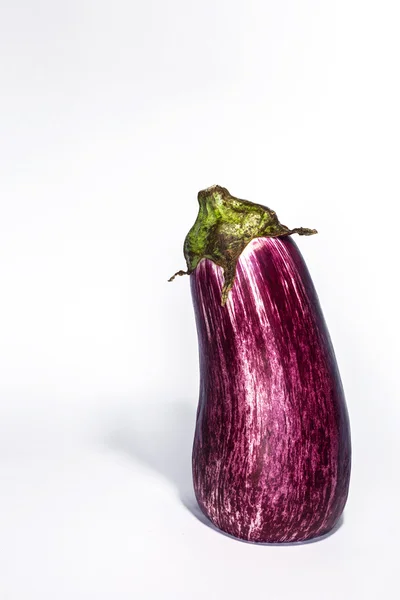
[169,185,317,306]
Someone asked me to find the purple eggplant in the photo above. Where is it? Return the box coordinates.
[170,185,351,543]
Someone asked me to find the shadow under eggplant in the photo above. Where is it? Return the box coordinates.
[102,399,344,545]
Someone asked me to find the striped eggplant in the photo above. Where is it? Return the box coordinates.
[170,185,351,543]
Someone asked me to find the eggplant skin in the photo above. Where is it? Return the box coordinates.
[191,236,351,543]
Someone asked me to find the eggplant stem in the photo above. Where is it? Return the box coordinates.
[287,227,318,236]
[168,269,189,282]
[172,185,318,304]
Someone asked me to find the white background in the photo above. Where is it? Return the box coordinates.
[1,1,399,598]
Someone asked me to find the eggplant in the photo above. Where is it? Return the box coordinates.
[170,185,351,543]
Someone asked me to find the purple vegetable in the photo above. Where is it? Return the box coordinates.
[171,186,351,543]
